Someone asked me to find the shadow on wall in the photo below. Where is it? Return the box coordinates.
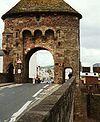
[0,73,9,83]
[86,94,100,121]
[6,62,14,82]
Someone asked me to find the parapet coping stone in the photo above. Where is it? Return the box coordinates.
[17,77,75,122]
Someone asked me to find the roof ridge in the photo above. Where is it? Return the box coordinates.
[2,0,82,20]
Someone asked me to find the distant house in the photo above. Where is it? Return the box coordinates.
[39,65,54,82]
[80,66,100,86]
[93,63,100,73]
[0,49,4,73]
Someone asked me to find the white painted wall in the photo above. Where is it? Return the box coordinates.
[0,56,3,73]
[29,53,37,78]
[29,50,54,79]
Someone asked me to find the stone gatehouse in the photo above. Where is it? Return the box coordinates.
[2,0,82,83]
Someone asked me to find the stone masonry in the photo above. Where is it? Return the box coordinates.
[17,77,75,122]
[2,0,82,84]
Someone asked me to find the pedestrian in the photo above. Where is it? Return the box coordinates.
[68,72,72,79]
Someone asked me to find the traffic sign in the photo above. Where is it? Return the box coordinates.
[17,59,22,64]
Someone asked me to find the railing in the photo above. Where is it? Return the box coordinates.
[17,77,75,122]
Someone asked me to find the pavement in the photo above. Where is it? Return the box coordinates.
[0,83,13,87]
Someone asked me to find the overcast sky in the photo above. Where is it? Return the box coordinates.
[0,0,100,67]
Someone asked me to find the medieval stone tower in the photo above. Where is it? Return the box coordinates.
[2,0,82,83]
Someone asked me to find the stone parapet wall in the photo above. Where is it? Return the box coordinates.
[17,77,75,122]
[0,73,14,83]
[0,73,8,83]
[88,94,100,121]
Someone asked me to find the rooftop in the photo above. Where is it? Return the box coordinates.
[2,0,82,20]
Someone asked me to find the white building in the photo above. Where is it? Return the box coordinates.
[29,53,37,78]
[0,50,3,73]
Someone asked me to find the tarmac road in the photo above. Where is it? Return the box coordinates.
[0,83,50,122]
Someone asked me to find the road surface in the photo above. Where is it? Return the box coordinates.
[0,83,60,122]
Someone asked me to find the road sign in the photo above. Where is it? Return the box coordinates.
[17,59,22,64]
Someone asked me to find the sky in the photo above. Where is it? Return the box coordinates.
[0,0,100,67]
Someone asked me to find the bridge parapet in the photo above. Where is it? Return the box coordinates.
[0,73,8,83]
[0,73,14,83]
[17,77,75,122]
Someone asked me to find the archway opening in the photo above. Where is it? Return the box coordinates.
[25,47,54,83]
[22,30,33,46]
[45,29,54,40]
[65,67,73,81]
[22,30,32,43]
[34,29,42,40]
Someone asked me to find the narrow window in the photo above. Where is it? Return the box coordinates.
[45,29,54,40]
[34,30,42,40]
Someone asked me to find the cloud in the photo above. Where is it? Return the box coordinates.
[81,26,100,49]
[36,50,54,66]
[81,47,100,66]
[65,0,100,66]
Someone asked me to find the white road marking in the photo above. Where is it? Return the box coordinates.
[7,84,61,122]
[43,84,49,89]
[0,84,23,90]
[7,84,23,88]
[32,84,50,98]
[8,86,46,122]
[9,101,32,122]
[32,89,43,97]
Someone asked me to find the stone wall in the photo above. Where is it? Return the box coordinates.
[0,73,8,83]
[17,77,75,122]
[0,73,14,83]
[88,95,100,121]
[2,14,80,84]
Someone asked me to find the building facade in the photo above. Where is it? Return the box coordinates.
[0,50,3,73]
[2,0,82,83]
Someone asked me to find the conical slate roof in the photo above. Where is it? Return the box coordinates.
[2,0,82,20]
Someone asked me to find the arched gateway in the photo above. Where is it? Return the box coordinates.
[2,0,82,84]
